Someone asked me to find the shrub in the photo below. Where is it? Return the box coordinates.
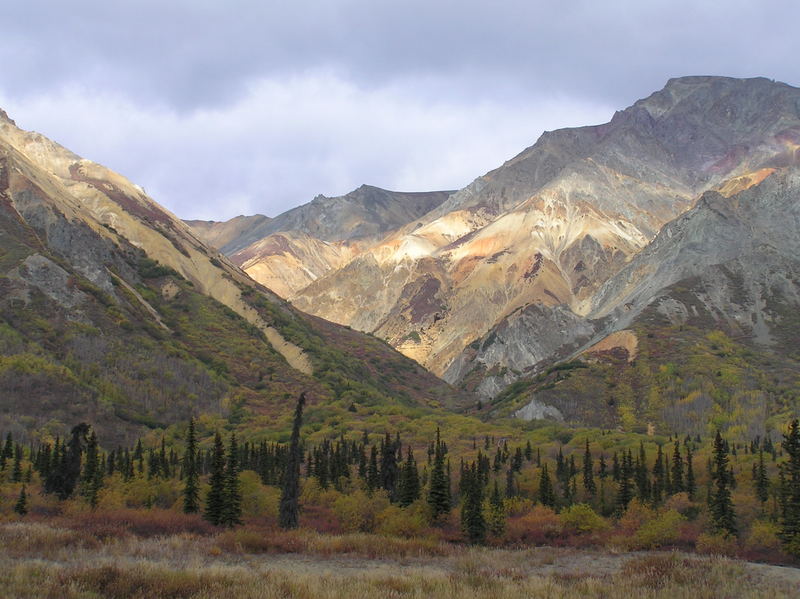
[696,532,738,557]
[633,509,686,549]
[559,503,609,534]
[332,490,389,533]
[505,505,562,545]
[375,502,428,538]
[745,520,780,551]
[664,492,701,520]
[60,509,215,539]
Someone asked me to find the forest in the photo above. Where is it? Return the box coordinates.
[2,391,800,566]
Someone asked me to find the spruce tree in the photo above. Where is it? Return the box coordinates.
[460,463,486,544]
[204,432,226,526]
[616,450,635,513]
[367,445,380,492]
[279,392,305,529]
[671,442,684,493]
[755,447,769,504]
[380,432,399,501]
[538,463,556,508]
[779,419,800,555]
[710,431,737,536]
[635,442,650,502]
[80,429,103,508]
[221,433,242,527]
[686,444,696,501]
[652,444,664,504]
[398,446,420,507]
[13,485,28,516]
[486,480,506,536]
[46,423,89,500]
[182,418,200,513]
[427,429,451,521]
[11,444,23,483]
[583,439,596,496]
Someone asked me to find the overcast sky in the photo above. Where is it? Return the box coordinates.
[1,0,798,220]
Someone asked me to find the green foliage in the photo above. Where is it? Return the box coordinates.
[709,431,737,536]
[779,419,800,556]
[559,503,609,534]
[633,509,686,548]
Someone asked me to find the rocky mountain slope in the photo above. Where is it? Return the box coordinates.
[188,186,454,299]
[0,110,464,444]
[273,76,800,391]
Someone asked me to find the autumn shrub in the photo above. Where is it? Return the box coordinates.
[60,508,215,539]
[620,553,712,589]
[695,532,738,557]
[559,503,609,535]
[374,502,429,538]
[505,504,562,545]
[214,526,306,554]
[300,503,342,534]
[239,471,279,519]
[329,489,389,533]
[632,509,686,549]
[0,522,97,557]
[664,492,701,519]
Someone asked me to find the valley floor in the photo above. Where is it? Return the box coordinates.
[1,523,798,598]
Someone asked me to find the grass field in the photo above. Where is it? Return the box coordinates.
[1,522,798,598]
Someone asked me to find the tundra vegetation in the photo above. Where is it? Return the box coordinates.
[2,397,800,597]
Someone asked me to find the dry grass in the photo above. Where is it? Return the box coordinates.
[0,523,797,598]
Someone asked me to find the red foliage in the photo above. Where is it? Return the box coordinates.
[299,505,343,534]
[58,509,216,539]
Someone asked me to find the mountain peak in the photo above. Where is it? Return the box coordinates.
[0,108,16,126]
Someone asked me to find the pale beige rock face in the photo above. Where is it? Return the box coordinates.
[0,117,312,375]
[254,77,800,387]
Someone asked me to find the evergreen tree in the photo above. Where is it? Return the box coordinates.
[755,447,769,504]
[380,432,399,501]
[598,454,608,479]
[1,432,12,468]
[221,433,242,527]
[506,465,517,499]
[616,450,634,513]
[279,392,305,529]
[671,442,684,493]
[538,463,556,508]
[486,480,506,537]
[80,429,103,508]
[204,432,226,526]
[460,463,485,544]
[583,439,596,496]
[13,485,28,516]
[45,423,89,500]
[635,442,650,502]
[367,445,380,492]
[710,431,737,536]
[11,443,23,483]
[686,444,696,501]
[779,419,800,555]
[398,446,420,507]
[182,418,200,514]
[652,444,665,504]
[525,440,533,462]
[427,429,451,521]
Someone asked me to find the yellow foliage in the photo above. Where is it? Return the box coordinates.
[332,490,389,533]
[559,503,609,534]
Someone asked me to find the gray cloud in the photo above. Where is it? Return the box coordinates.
[2,0,799,219]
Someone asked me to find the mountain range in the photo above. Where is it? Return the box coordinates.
[2,75,799,443]
[190,76,800,413]
[0,108,462,444]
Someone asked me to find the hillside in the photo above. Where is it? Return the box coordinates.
[0,110,465,445]
[481,167,800,436]
[276,77,800,390]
